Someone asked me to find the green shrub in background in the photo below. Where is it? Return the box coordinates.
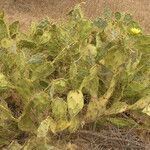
[0,4,150,149]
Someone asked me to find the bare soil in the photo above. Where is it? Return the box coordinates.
[0,0,150,33]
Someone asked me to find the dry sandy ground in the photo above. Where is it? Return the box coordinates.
[0,0,149,33]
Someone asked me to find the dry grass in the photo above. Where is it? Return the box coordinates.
[0,0,149,33]
[51,124,149,150]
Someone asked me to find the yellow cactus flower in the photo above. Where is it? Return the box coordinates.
[130,28,141,34]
